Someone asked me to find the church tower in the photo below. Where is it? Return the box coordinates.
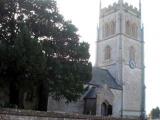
[96,0,145,117]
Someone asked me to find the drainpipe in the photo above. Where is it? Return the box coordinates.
[119,0,123,118]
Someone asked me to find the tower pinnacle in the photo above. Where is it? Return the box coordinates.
[139,0,141,13]
[118,0,123,8]
[118,0,123,5]
[99,0,102,11]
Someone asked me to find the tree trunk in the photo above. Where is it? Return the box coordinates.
[37,80,49,111]
[9,80,19,108]
[18,89,24,109]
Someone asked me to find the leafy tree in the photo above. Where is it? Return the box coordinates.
[150,107,160,119]
[0,0,92,110]
[0,23,46,108]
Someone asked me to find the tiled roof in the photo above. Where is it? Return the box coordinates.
[84,87,96,99]
[89,67,122,90]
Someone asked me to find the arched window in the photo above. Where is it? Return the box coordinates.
[132,23,138,38]
[103,23,106,37]
[104,23,109,37]
[129,46,136,61]
[105,45,111,60]
[104,20,116,37]
[110,21,116,34]
[126,20,130,35]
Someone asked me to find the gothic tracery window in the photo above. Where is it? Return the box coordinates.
[103,20,116,37]
[104,23,109,37]
[105,45,111,60]
[110,21,116,34]
[126,20,130,35]
[126,20,138,39]
[129,46,135,61]
[132,23,138,38]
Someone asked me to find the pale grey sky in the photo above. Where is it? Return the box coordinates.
[56,0,160,114]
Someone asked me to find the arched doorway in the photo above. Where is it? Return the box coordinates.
[108,104,112,115]
[101,102,112,116]
[101,103,107,116]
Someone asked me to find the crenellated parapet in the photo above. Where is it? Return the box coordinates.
[123,2,140,15]
[100,1,140,17]
[100,2,119,17]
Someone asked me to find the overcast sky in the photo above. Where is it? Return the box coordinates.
[56,0,160,114]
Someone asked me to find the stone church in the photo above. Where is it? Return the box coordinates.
[48,0,145,118]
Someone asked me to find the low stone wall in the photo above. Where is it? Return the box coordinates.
[0,108,140,120]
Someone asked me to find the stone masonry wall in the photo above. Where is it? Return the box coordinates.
[0,108,140,120]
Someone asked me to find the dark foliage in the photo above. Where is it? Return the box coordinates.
[0,0,92,110]
[150,107,160,119]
